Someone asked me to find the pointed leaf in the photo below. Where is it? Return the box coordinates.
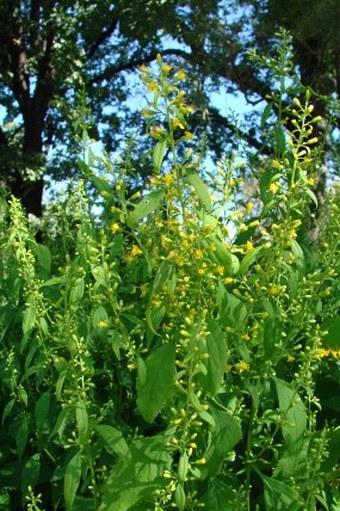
[100,435,171,511]
[64,450,82,511]
[187,171,212,212]
[153,140,167,172]
[273,377,307,446]
[127,189,165,227]
[137,341,176,423]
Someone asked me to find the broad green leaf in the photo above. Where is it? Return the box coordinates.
[275,125,286,154]
[137,341,176,423]
[261,102,273,127]
[76,400,88,442]
[20,454,41,492]
[202,408,242,478]
[153,139,167,172]
[35,391,51,439]
[92,305,109,328]
[149,260,173,302]
[146,305,166,343]
[64,450,82,511]
[187,171,212,212]
[15,414,29,459]
[239,246,264,275]
[264,314,282,359]
[91,175,113,194]
[202,478,238,510]
[290,238,305,273]
[100,435,171,511]
[262,474,302,510]
[30,242,52,278]
[199,318,227,395]
[274,436,311,479]
[69,277,85,303]
[127,189,165,228]
[273,377,307,446]
[94,425,129,458]
[322,317,340,349]
[213,239,239,275]
[218,292,247,330]
[22,306,36,334]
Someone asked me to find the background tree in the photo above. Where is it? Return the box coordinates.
[0,0,338,216]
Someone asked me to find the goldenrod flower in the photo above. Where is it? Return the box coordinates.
[130,245,142,257]
[235,360,249,373]
[269,182,279,194]
[110,222,120,233]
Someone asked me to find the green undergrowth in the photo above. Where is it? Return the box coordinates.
[0,38,339,510]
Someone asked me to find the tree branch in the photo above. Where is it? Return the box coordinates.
[207,109,271,155]
[89,48,190,85]
[86,18,119,60]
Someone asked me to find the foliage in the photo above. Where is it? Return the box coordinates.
[0,43,340,510]
[0,0,339,215]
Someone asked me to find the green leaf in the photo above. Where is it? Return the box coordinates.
[30,242,52,278]
[239,246,264,275]
[15,414,29,459]
[127,189,165,227]
[273,377,307,446]
[91,175,113,194]
[137,341,176,423]
[64,450,82,511]
[202,478,238,510]
[22,306,36,334]
[202,408,242,478]
[148,260,173,303]
[218,292,247,330]
[69,277,85,303]
[35,391,51,439]
[92,305,109,328]
[20,454,41,492]
[261,102,273,127]
[275,125,286,154]
[100,435,171,511]
[274,436,311,479]
[290,238,305,273]
[213,238,239,275]
[187,171,212,212]
[199,318,227,395]
[262,474,302,510]
[322,317,340,349]
[153,139,167,172]
[94,425,129,458]
[76,400,88,442]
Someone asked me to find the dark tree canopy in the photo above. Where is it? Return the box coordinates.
[0,0,339,215]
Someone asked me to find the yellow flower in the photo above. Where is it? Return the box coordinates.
[130,245,143,257]
[269,182,279,194]
[235,360,249,373]
[269,285,279,295]
[246,202,254,214]
[193,248,203,259]
[162,64,172,75]
[175,69,186,81]
[241,333,250,341]
[110,222,120,233]
[272,159,282,169]
[307,177,315,186]
[164,173,174,186]
[216,265,224,276]
[245,240,254,252]
[172,117,185,130]
[223,277,234,285]
[97,320,109,328]
[286,354,295,362]
[146,80,159,93]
